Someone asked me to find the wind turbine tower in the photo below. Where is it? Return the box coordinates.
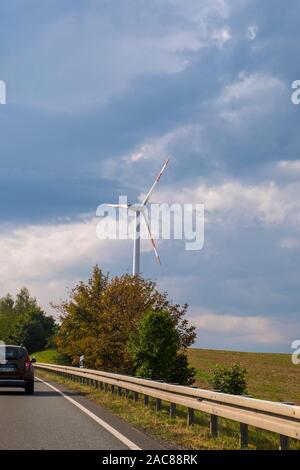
[107,158,170,275]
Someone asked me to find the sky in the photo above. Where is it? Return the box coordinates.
[0,0,300,352]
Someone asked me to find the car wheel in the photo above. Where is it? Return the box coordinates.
[25,381,34,395]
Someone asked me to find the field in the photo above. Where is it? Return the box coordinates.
[187,348,300,404]
[33,348,300,404]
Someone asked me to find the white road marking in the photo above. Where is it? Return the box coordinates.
[36,376,141,450]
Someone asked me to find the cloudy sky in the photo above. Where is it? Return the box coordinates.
[0,0,300,352]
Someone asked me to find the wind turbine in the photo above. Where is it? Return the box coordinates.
[107,158,170,276]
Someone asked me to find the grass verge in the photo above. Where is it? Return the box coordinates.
[36,368,300,451]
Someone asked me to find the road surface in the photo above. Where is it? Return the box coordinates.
[0,377,164,450]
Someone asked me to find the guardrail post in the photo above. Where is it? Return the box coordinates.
[155,398,162,412]
[187,408,195,426]
[111,385,115,394]
[279,435,289,450]
[144,395,149,406]
[104,383,108,392]
[240,423,248,449]
[118,386,122,397]
[210,415,218,437]
[170,403,176,418]
[134,392,139,402]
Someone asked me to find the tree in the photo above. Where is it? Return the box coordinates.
[0,287,56,353]
[128,310,195,384]
[55,266,196,374]
[0,294,16,342]
[10,309,56,354]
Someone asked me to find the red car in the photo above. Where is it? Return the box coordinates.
[0,345,36,394]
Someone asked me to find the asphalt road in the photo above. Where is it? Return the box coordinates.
[0,377,164,450]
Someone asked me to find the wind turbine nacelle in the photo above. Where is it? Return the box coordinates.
[128,204,145,212]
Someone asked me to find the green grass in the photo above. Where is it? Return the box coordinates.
[36,368,300,450]
[32,348,70,365]
[187,348,300,404]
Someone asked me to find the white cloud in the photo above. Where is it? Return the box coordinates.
[0,217,107,282]
[0,216,130,310]
[211,28,231,46]
[126,125,202,163]
[278,160,300,176]
[191,311,284,344]
[156,179,300,227]
[217,72,285,124]
[280,237,300,250]
[100,124,204,188]
[0,213,164,310]
[246,25,258,41]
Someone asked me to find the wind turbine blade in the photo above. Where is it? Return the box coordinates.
[142,157,170,206]
[106,204,129,209]
[141,212,161,265]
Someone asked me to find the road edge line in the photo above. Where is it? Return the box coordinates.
[36,376,141,450]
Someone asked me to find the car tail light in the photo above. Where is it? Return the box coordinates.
[25,353,31,370]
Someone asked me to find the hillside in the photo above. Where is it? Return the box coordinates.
[187,348,300,404]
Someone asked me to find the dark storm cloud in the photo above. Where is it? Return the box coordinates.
[0,0,299,351]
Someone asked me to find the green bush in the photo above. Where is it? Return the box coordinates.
[128,309,195,385]
[208,362,247,395]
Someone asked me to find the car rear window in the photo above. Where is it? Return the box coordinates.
[0,346,26,360]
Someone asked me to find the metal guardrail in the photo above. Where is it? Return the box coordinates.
[35,362,300,449]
